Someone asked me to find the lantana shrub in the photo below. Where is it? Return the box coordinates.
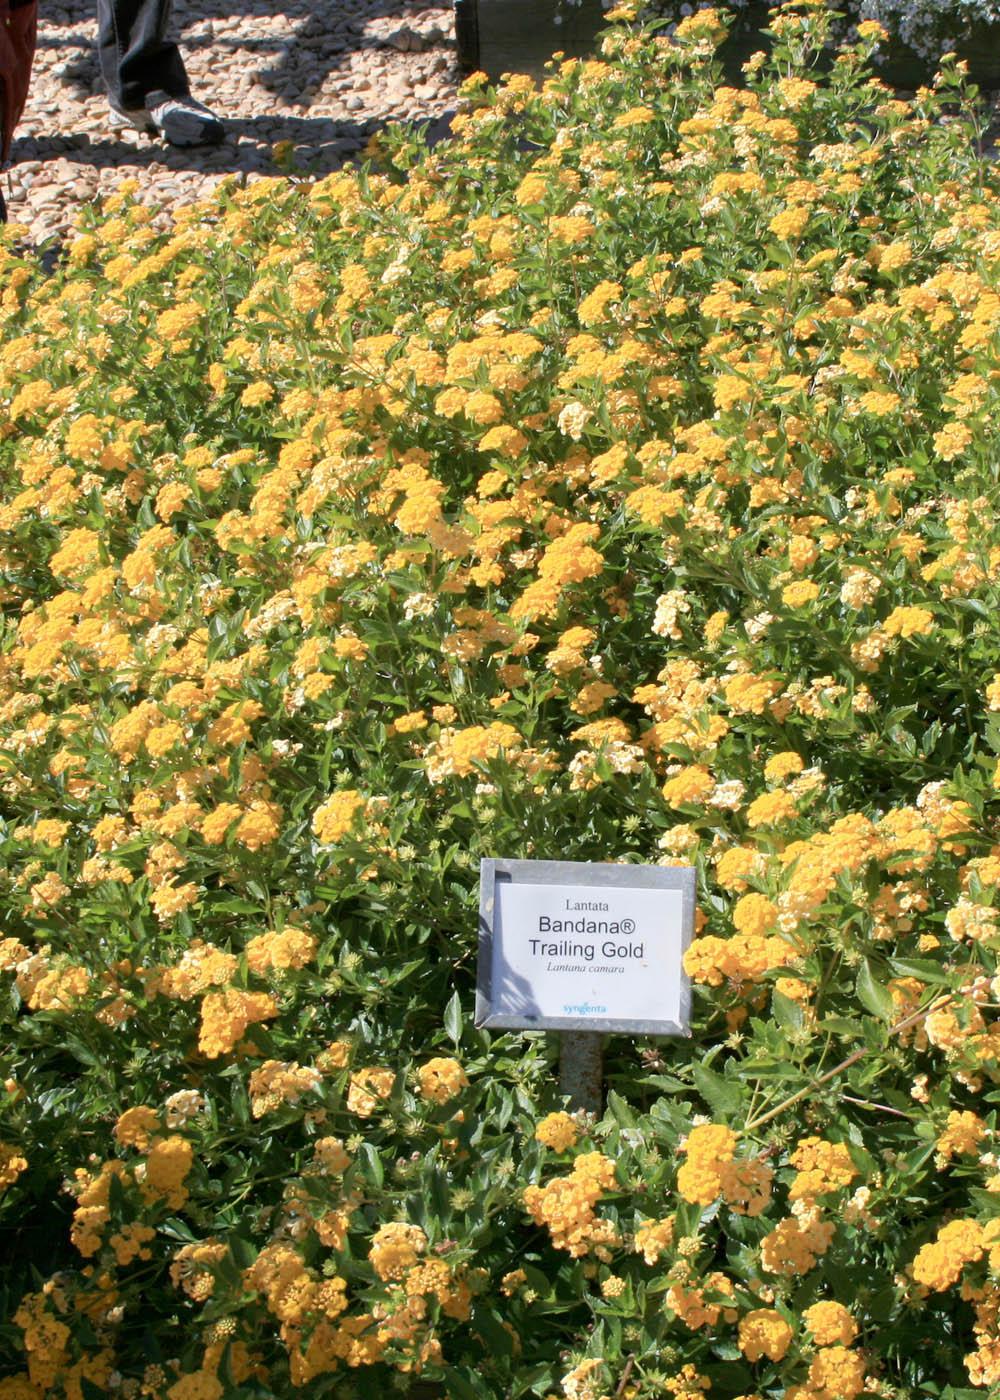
[3,5,1000,1397]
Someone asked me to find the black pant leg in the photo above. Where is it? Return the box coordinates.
[96,0,189,109]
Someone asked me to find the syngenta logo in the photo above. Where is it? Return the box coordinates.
[564,1003,607,1015]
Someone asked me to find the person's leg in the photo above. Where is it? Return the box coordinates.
[97,0,224,145]
[96,0,188,110]
[1,0,38,219]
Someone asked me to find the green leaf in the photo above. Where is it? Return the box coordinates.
[606,1089,637,1128]
[888,957,951,986]
[856,959,894,1022]
[818,1016,863,1037]
[470,1304,516,1357]
[444,989,464,1046]
[693,1064,741,1118]
[770,990,804,1030]
[444,1366,493,1400]
[675,1199,707,1237]
[359,1141,384,1188]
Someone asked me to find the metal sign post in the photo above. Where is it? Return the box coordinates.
[558,1030,604,1115]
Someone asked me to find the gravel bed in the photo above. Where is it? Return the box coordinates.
[3,0,460,247]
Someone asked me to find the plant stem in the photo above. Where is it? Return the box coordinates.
[615,1356,635,1399]
[840,1094,912,1120]
[742,992,952,1136]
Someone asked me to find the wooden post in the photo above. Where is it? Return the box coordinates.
[559,1032,604,1115]
[454,0,480,73]
[454,0,606,82]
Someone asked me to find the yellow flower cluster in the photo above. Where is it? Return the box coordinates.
[937,1110,987,1162]
[912,1219,987,1291]
[676,1123,738,1205]
[424,722,523,781]
[788,1138,857,1200]
[417,1057,469,1104]
[0,1143,28,1191]
[245,928,318,975]
[346,1067,396,1118]
[803,1300,858,1347]
[369,1223,428,1281]
[633,1217,674,1264]
[197,988,277,1058]
[738,1308,792,1363]
[535,1111,580,1152]
[248,1060,322,1118]
[666,1274,737,1331]
[677,1124,773,1216]
[524,1152,620,1258]
[312,791,366,844]
[760,1212,835,1276]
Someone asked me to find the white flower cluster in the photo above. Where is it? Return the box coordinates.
[857,0,1000,57]
[630,0,998,59]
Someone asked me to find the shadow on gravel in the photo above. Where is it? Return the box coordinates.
[11,106,455,180]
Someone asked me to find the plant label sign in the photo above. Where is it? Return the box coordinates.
[475,858,694,1034]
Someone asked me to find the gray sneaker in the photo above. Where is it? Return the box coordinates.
[110,90,224,147]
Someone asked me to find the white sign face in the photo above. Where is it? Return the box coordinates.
[476,859,693,1034]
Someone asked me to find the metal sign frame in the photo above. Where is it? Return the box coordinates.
[476,856,695,1035]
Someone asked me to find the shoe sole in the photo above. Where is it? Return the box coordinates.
[108,106,225,146]
[109,107,157,135]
